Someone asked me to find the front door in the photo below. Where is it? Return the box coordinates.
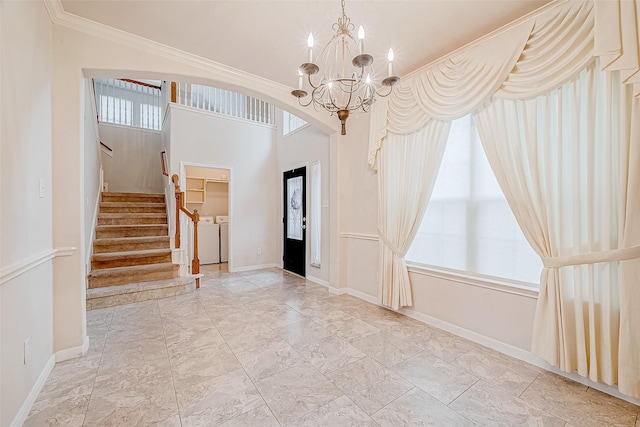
[283,167,306,277]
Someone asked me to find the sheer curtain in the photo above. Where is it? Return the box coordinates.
[474,60,640,397]
[378,120,450,310]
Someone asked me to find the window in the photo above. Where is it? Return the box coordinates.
[140,104,161,130]
[310,161,321,267]
[406,115,542,285]
[283,111,307,135]
[99,95,132,126]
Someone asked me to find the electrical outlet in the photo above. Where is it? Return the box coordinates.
[24,338,31,365]
[39,179,45,198]
[257,247,262,255]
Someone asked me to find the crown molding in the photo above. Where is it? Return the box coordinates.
[42,0,337,134]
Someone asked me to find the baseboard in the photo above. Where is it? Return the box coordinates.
[341,287,640,407]
[10,354,55,427]
[306,275,330,287]
[55,335,89,363]
[346,288,378,304]
[231,263,279,273]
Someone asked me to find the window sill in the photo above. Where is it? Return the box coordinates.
[406,262,540,299]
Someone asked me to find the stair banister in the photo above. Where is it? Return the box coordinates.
[171,173,200,288]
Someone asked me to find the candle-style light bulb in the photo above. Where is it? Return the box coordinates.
[366,74,371,84]
[387,48,394,77]
[307,33,314,63]
[358,26,365,54]
[298,69,303,89]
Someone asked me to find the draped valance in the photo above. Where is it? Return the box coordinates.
[369,0,640,169]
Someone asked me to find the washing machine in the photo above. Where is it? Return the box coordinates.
[216,215,229,263]
[189,216,220,265]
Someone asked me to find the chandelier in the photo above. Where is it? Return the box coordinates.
[291,0,399,135]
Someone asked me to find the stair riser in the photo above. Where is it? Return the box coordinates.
[88,267,177,289]
[100,206,166,213]
[96,227,168,239]
[102,195,164,203]
[92,254,172,270]
[98,217,167,226]
[93,240,170,254]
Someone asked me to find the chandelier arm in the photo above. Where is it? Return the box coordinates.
[373,85,394,98]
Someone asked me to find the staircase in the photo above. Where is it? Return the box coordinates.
[86,192,195,310]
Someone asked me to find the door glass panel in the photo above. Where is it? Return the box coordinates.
[287,176,303,240]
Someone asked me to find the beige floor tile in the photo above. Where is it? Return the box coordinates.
[236,339,307,381]
[392,351,478,404]
[101,335,167,360]
[210,309,262,334]
[411,327,476,362]
[150,414,182,426]
[453,348,539,396]
[298,335,366,374]
[255,362,343,425]
[83,376,178,427]
[292,395,378,427]
[105,322,165,344]
[372,387,474,427]
[223,325,282,358]
[274,318,332,348]
[217,404,280,427]
[29,267,639,427]
[520,373,639,426]
[176,369,264,427]
[324,317,381,342]
[303,306,355,327]
[24,394,89,427]
[163,322,225,358]
[351,331,422,368]
[169,342,242,389]
[327,357,413,415]
[93,347,172,398]
[258,306,306,328]
[37,353,101,401]
[450,380,565,426]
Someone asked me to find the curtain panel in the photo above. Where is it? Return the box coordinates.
[475,61,640,398]
[377,121,450,310]
[368,0,640,398]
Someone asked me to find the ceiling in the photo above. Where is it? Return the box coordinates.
[61,0,551,88]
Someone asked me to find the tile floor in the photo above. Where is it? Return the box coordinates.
[26,265,640,426]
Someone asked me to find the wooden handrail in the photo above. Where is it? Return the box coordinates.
[119,78,162,90]
[171,173,200,288]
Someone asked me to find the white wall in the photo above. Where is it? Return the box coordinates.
[100,123,164,194]
[276,119,331,284]
[84,79,102,269]
[0,2,55,425]
[169,105,279,270]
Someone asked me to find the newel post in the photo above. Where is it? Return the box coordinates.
[172,174,181,249]
[192,210,200,288]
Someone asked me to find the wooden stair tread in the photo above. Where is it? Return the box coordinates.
[98,213,167,217]
[101,202,165,206]
[104,192,164,197]
[96,224,168,228]
[88,262,176,277]
[92,248,171,260]
[94,236,170,244]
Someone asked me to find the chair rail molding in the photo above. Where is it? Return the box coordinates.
[0,247,77,286]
